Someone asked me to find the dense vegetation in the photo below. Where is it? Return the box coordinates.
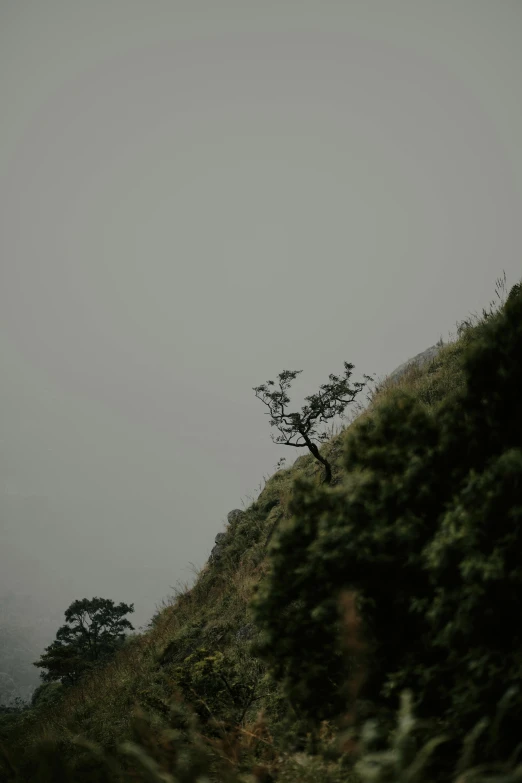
[252,277,522,776]
[1,273,521,782]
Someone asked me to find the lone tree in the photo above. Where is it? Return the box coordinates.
[33,597,134,687]
[254,362,373,485]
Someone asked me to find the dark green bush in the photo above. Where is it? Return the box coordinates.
[31,681,64,708]
[173,644,267,732]
[252,282,522,765]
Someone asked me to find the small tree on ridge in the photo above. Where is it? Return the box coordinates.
[253,362,373,485]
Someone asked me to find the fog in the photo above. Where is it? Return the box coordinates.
[1,0,521,656]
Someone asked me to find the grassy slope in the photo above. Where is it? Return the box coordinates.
[1,297,507,781]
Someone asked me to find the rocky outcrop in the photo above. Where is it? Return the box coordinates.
[226,509,245,527]
[209,509,246,564]
[387,343,443,386]
[209,532,226,564]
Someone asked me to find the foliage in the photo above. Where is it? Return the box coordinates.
[3,684,522,782]
[0,697,33,748]
[254,363,373,485]
[0,693,235,782]
[33,598,135,687]
[349,688,522,783]
[0,697,30,716]
[31,681,64,709]
[252,281,522,766]
[173,643,268,731]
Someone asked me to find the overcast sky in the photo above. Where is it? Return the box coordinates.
[1,0,521,635]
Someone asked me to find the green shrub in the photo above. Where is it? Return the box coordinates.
[252,282,522,766]
[173,644,267,732]
[31,681,64,709]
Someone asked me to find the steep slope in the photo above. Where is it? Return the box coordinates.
[1,277,521,783]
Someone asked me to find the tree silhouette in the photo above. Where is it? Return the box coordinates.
[253,362,373,485]
[33,597,134,687]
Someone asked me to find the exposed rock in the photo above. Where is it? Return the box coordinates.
[209,531,226,564]
[387,343,443,386]
[227,509,245,526]
[208,510,246,564]
[208,546,222,564]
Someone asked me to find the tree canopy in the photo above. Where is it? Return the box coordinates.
[253,363,373,484]
[33,597,134,687]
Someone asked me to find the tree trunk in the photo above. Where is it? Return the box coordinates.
[306,439,332,485]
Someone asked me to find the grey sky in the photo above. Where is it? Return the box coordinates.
[1,0,521,635]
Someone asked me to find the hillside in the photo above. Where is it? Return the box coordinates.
[1,274,522,783]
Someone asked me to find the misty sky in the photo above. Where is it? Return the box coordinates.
[1,1,521,635]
